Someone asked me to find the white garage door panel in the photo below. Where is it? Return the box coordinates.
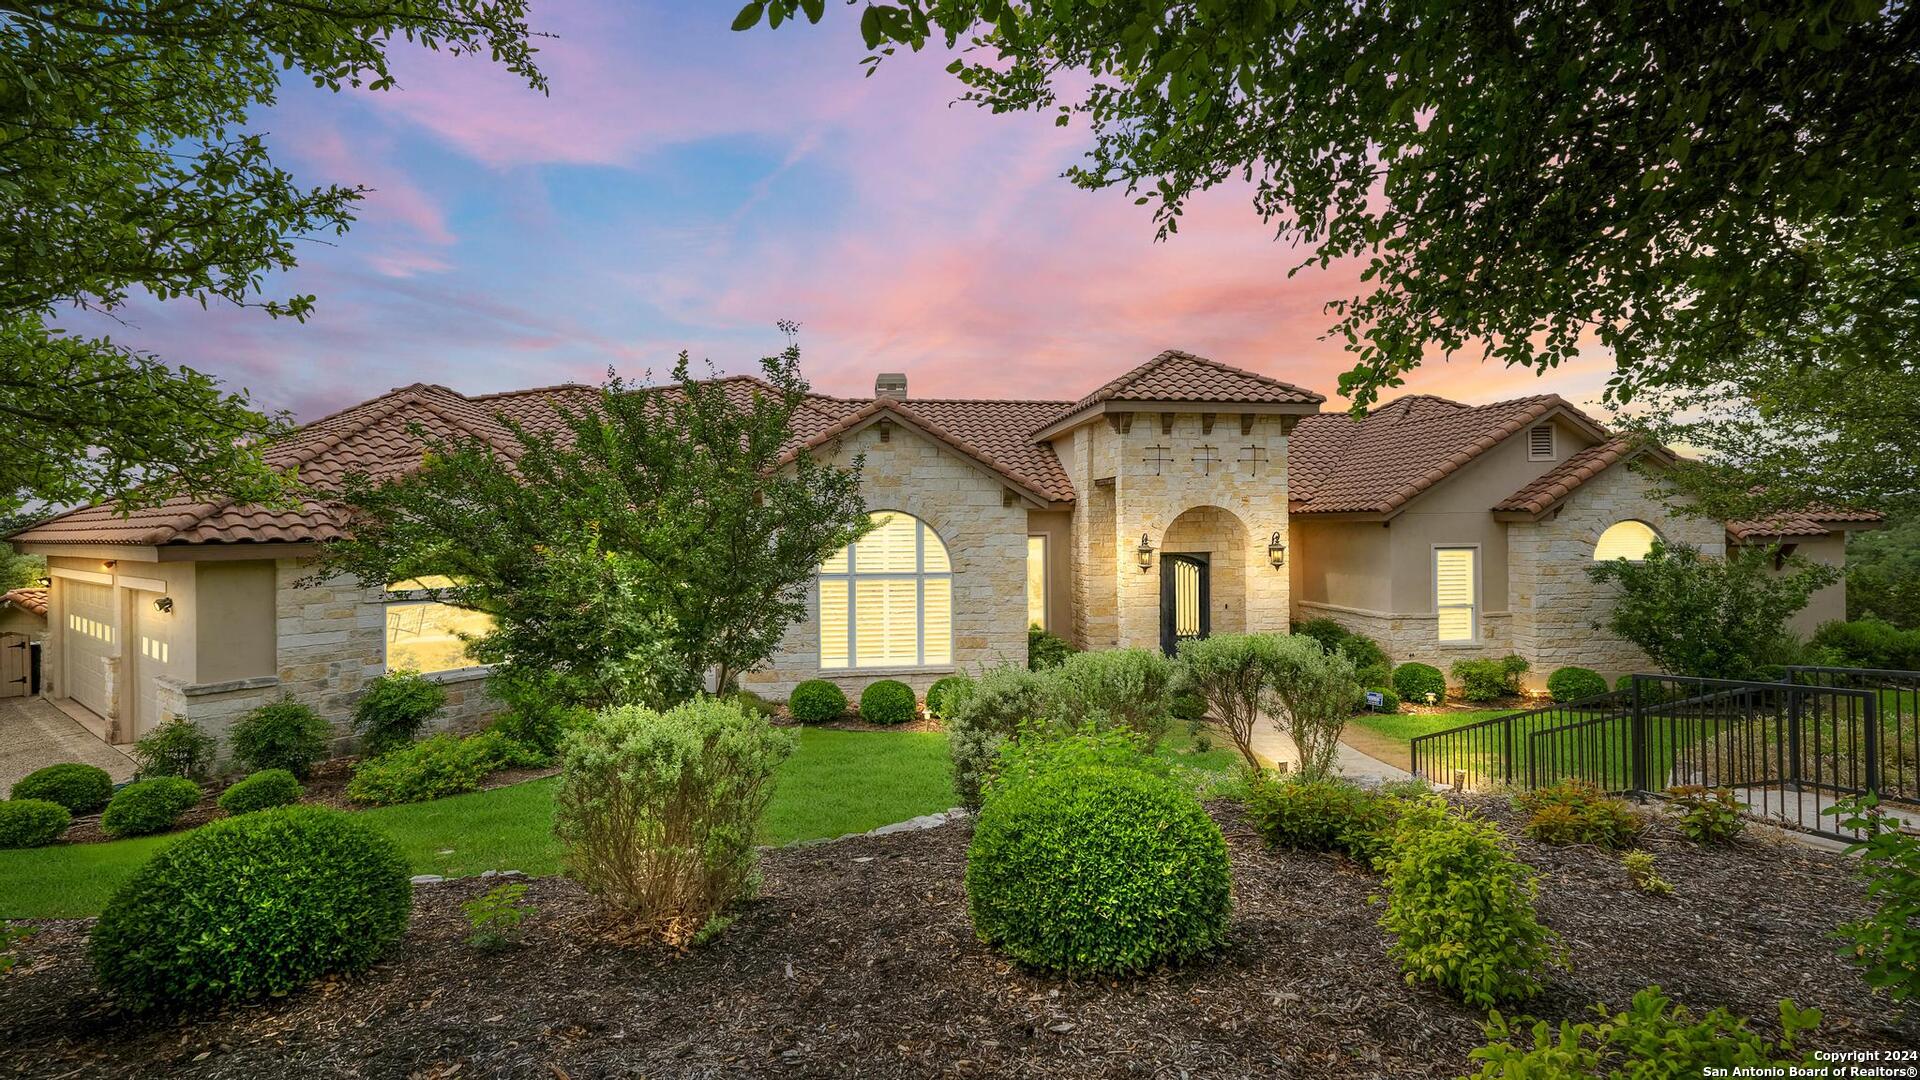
[64,581,116,720]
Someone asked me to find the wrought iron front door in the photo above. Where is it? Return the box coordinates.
[1160,553,1210,655]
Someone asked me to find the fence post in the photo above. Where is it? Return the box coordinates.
[1786,684,1803,793]
[1503,716,1514,786]
[1630,675,1647,795]
[1864,693,1881,799]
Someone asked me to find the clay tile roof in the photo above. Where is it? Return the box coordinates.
[774,396,1075,504]
[2,587,47,617]
[1727,506,1885,542]
[1289,394,1608,515]
[1492,437,1676,516]
[1036,349,1324,436]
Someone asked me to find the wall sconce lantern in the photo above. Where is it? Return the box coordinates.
[1267,532,1288,569]
[1135,533,1154,571]
[153,596,174,614]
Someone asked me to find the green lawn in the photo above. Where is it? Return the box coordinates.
[1348,709,1510,751]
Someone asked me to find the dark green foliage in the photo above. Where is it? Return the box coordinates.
[228,697,332,778]
[1516,781,1645,849]
[945,665,1047,811]
[1546,666,1611,703]
[0,799,70,849]
[1828,795,1920,1004]
[1026,624,1076,669]
[1666,786,1745,845]
[10,762,113,815]
[131,719,216,780]
[1169,687,1207,722]
[1293,619,1390,684]
[1294,618,1349,654]
[1846,515,1920,629]
[1465,987,1822,1078]
[1811,618,1920,671]
[858,680,917,726]
[1243,777,1426,870]
[728,690,777,718]
[90,806,411,1012]
[1451,655,1530,702]
[788,679,847,724]
[353,670,447,758]
[1043,647,1178,749]
[100,777,201,838]
[1379,808,1564,1006]
[1391,662,1446,705]
[925,675,972,720]
[966,763,1230,975]
[1357,686,1399,713]
[216,769,303,815]
[345,732,529,806]
[485,701,579,760]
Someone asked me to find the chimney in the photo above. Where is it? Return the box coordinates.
[874,372,908,399]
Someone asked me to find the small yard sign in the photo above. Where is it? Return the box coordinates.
[1364,690,1386,711]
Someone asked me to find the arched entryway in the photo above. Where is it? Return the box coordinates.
[1160,505,1249,653]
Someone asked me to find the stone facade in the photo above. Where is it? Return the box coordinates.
[1295,600,1515,678]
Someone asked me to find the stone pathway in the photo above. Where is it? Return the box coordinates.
[0,698,136,794]
[1246,719,1413,783]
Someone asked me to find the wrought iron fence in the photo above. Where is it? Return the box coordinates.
[1407,691,1628,793]
[1787,666,1920,804]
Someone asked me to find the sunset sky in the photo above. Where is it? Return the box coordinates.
[65,2,1616,422]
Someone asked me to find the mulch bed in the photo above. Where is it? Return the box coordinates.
[6,796,1915,1079]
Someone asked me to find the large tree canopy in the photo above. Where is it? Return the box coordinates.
[1,1,545,516]
[740,0,1919,513]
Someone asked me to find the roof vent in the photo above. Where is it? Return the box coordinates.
[1528,423,1555,461]
[874,373,907,399]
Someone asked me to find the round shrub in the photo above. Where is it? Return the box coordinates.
[100,776,201,838]
[229,697,333,778]
[788,679,847,724]
[90,806,411,1012]
[1546,666,1610,703]
[1294,617,1351,654]
[352,669,447,758]
[966,764,1231,975]
[0,799,71,849]
[1392,662,1447,704]
[926,675,972,720]
[217,769,304,815]
[859,679,918,725]
[130,719,216,780]
[10,762,114,814]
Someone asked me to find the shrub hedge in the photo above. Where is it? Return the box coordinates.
[926,675,972,720]
[1546,666,1610,703]
[1026,624,1076,670]
[90,806,411,1011]
[217,769,304,815]
[0,798,71,849]
[945,665,1048,811]
[1391,662,1447,705]
[1465,986,1823,1078]
[1451,655,1531,702]
[352,669,447,758]
[859,679,918,725]
[346,731,537,806]
[130,719,216,780]
[228,697,333,778]
[788,679,847,724]
[100,777,201,838]
[1043,647,1178,749]
[10,762,113,815]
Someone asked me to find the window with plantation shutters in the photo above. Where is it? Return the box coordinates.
[1434,547,1478,642]
[818,511,953,669]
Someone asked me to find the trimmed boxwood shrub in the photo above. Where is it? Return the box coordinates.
[90,805,411,1011]
[101,776,201,838]
[130,719,216,780]
[788,679,847,724]
[0,799,71,849]
[1243,776,1434,870]
[966,762,1231,975]
[1452,655,1531,702]
[10,762,114,814]
[229,697,333,778]
[1547,666,1610,703]
[926,675,972,720]
[217,769,304,815]
[1392,662,1447,705]
[859,679,918,725]
[352,669,447,758]
[1357,685,1401,713]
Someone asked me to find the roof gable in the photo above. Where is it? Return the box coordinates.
[1033,349,1323,439]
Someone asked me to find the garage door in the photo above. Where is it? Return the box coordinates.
[64,581,116,720]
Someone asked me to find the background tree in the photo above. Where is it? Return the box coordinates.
[1845,514,1920,630]
[1,1,546,516]
[739,0,1920,514]
[1588,542,1839,680]
[313,344,872,733]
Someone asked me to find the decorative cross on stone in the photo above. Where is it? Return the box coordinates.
[1194,444,1221,475]
[1142,444,1174,475]
[1239,444,1268,476]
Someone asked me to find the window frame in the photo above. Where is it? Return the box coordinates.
[1026,534,1048,632]
[1432,544,1481,644]
[818,511,955,672]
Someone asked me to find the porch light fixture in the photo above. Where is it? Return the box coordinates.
[153,596,174,614]
[1267,532,1288,568]
[1135,533,1154,571]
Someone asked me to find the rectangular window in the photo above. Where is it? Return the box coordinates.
[384,578,495,674]
[1434,547,1478,642]
[1026,535,1048,630]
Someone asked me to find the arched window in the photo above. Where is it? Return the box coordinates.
[1593,520,1660,562]
[819,511,952,669]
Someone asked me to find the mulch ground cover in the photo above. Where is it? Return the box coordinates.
[5,795,1915,1078]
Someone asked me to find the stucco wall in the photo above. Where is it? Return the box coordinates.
[1027,508,1072,635]
[1766,534,1848,638]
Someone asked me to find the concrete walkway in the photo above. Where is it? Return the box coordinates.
[0,698,136,794]
[1246,719,1414,783]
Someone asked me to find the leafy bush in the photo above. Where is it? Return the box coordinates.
[0,799,70,848]
[1546,666,1610,703]
[1451,655,1530,702]
[1177,633,1283,770]
[1379,808,1564,1006]
[216,769,303,815]
[131,719,216,780]
[90,806,410,1011]
[553,698,794,945]
[1170,686,1207,722]
[352,669,447,758]
[1295,618,1390,685]
[1665,785,1745,844]
[228,697,333,778]
[1623,851,1674,896]
[1828,794,1920,1003]
[1391,662,1447,705]
[788,679,847,724]
[1358,685,1400,713]
[1465,987,1822,1079]
[945,665,1048,811]
[1244,776,1427,868]
[483,691,579,760]
[465,882,534,952]
[1811,617,1920,671]
[986,726,1165,800]
[858,679,917,725]
[1044,647,1178,749]
[966,763,1230,974]
[1516,780,1645,848]
[10,762,113,814]
[1027,623,1076,669]
[1266,634,1360,781]
[728,690,776,718]
[926,675,972,719]
[346,731,529,806]
[100,776,201,838]
[1294,617,1350,654]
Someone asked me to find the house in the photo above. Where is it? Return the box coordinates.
[8,350,1877,749]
